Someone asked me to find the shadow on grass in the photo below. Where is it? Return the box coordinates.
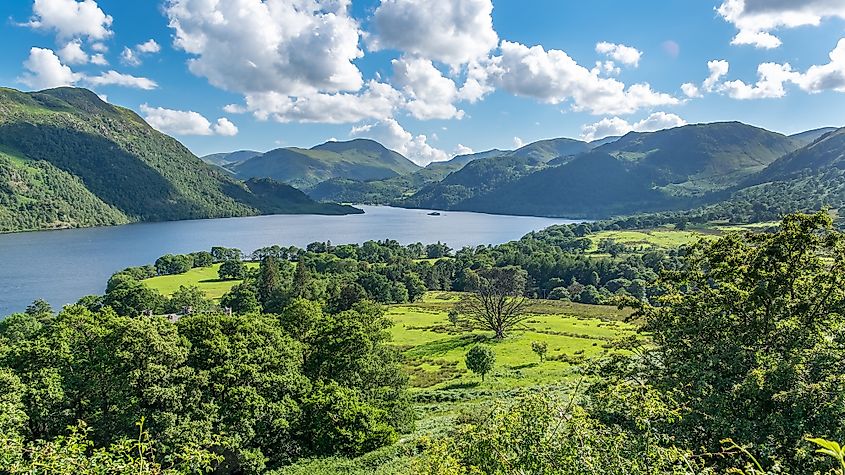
[198,278,237,284]
[437,381,480,391]
[406,333,488,358]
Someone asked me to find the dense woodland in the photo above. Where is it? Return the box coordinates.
[3,212,845,473]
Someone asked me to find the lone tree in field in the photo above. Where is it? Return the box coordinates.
[458,266,530,339]
[466,345,495,382]
[531,340,548,363]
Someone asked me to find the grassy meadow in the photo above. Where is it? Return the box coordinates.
[389,291,637,392]
[143,262,259,299]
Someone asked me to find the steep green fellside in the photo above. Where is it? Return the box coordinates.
[0,87,359,232]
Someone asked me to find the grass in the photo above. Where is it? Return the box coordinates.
[143,262,259,300]
[589,221,780,252]
[388,291,639,392]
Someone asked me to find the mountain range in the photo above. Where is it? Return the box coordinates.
[0,87,359,233]
[271,121,843,220]
[3,85,843,232]
[219,139,421,189]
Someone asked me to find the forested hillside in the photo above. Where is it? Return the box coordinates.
[0,87,359,232]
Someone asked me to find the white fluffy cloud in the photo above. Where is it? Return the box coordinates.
[797,38,845,93]
[86,70,158,90]
[483,41,679,115]
[703,60,730,91]
[136,39,161,54]
[27,0,113,41]
[371,0,498,66]
[166,0,363,96]
[392,56,464,120]
[595,42,642,67]
[18,47,82,89]
[718,0,845,48]
[141,104,239,136]
[685,40,845,100]
[121,40,161,67]
[350,119,448,165]
[682,60,730,98]
[57,40,88,65]
[229,80,402,124]
[453,144,474,156]
[581,112,687,141]
[722,62,798,99]
[165,0,386,123]
[57,39,108,66]
[19,47,156,91]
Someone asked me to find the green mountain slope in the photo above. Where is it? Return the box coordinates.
[417,122,801,218]
[229,139,420,188]
[0,87,359,232]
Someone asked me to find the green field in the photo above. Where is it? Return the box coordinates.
[388,292,637,392]
[589,222,780,251]
[143,262,259,299]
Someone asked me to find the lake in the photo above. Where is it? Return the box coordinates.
[0,206,578,315]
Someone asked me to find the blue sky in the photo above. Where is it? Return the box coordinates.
[2,0,845,163]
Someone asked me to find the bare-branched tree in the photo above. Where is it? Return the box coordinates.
[458,266,530,339]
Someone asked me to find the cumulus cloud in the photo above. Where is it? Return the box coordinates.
[27,0,113,41]
[595,42,642,67]
[166,0,363,96]
[165,0,389,123]
[371,0,498,66]
[229,80,402,124]
[722,62,799,99]
[717,0,845,49]
[213,118,239,136]
[86,70,158,90]
[57,40,88,65]
[513,137,525,148]
[797,38,845,93]
[703,60,730,91]
[19,47,156,91]
[684,40,845,100]
[18,47,82,89]
[581,112,687,141]
[141,104,239,136]
[681,83,701,98]
[682,60,729,98]
[483,41,679,115]
[136,39,161,54]
[392,56,464,120]
[350,119,448,165]
[121,39,161,66]
[453,144,474,156]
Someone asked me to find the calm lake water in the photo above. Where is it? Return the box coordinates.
[0,206,578,315]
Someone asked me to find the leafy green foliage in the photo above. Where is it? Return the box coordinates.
[631,212,845,471]
[465,345,495,382]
